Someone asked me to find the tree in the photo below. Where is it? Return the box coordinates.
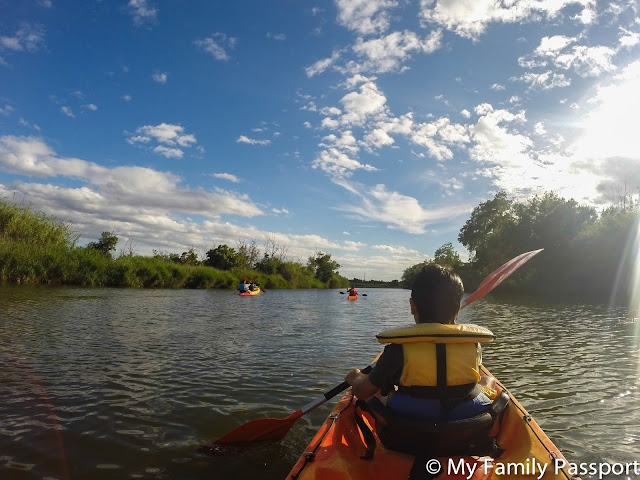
[433,242,461,268]
[458,191,514,256]
[255,253,282,274]
[204,244,238,270]
[307,251,340,283]
[236,240,260,270]
[87,232,118,258]
[180,248,199,266]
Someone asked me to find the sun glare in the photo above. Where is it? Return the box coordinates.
[609,214,640,375]
[576,62,640,161]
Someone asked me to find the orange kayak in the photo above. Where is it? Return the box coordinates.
[286,365,573,480]
[348,295,358,300]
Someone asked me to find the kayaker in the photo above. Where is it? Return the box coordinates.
[344,263,493,422]
[347,286,358,296]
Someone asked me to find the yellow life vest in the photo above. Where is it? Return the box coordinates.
[376,323,495,388]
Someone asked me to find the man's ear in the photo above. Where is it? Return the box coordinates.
[410,297,417,315]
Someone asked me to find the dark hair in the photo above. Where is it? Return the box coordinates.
[410,264,464,324]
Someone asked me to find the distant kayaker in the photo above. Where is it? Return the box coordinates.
[239,279,250,293]
[344,264,493,423]
[347,286,358,296]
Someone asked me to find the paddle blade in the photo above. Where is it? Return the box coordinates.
[462,249,543,308]
[214,410,303,445]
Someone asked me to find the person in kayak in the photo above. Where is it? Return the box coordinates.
[238,279,250,293]
[347,286,358,296]
[344,263,494,422]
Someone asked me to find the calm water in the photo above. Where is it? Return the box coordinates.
[1,285,639,480]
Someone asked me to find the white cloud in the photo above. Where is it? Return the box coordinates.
[267,33,286,41]
[469,105,531,167]
[213,173,240,183]
[339,81,388,126]
[128,0,157,25]
[153,145,183,159]
[129,123,196,147]
[410,117,470,161]
[0,136,259,221]
[305,51,342,77]
[372,244,419,255]
[236,135,271,145]
[127,123,197,157]
[0,104,14,116]
[351,30,443,73]
[195,33,236,61]
[122,94,132,102]
[554,45,617,77]
[61,106,74,118]
[313,148,378,176]
[0,24,45,52]
[335,0,399,35]
[321,130,360,154]
[363,128,395,150]
[619,27,640,47]
[320,106,342,116]
[152,72,168,84]
[513,71,571,90]
[419,0,594,39]
[521,36,617,78]
[84,104,98,111]
[272,207,290,214]
[534,35,576,56]
[343,182,472,234]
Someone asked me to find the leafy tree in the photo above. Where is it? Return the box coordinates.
[236,240,260,270]
[307,251,340,283]
[87,232,118,258]
[255,253,283,275]
[434,242,462,268]
[180,248,199,266]
[205,244,238,270]
[458,191,514,261]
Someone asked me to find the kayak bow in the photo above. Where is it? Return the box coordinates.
[286,366,574,480]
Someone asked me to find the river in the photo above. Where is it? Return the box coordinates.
[1,285,639,480]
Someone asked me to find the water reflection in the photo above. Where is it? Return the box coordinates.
[0,286,639,479]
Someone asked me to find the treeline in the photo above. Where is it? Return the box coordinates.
[402,191,640,303]
[0,200,350,289]
[348,278,401,288]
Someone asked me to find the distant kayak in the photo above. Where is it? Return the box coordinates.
[238,289,260,296]
[286,365,574,480]
[348,295,358,300]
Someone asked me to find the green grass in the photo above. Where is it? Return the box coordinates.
[0,199,350,289]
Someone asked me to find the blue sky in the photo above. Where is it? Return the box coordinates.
[1,0,639,281]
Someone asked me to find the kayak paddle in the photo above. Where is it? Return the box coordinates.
[213,248,543,445]
[213,364,375,444]
[340,291,367,296]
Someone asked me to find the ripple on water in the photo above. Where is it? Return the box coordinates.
[2,287,640,479]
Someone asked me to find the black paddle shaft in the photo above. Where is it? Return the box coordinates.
[323,364,374,400]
